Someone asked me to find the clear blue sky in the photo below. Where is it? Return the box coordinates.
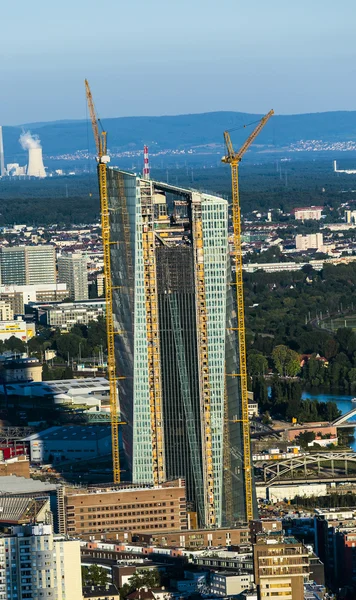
[1,0,356,124]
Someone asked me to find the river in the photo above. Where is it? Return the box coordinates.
[302,390,356,451]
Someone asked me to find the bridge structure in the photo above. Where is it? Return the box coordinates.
[259,451,356,484]
[332,407,356,426]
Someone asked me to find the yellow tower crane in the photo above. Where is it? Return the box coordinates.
[85,79,124,483]
[222,109,274,521]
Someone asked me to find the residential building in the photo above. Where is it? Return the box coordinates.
[58,252,89,300]
[30,299,105,331]
[314,508,356,588]
[0,300,13,321]
[0,523,82,599]
[24,425,112,464]
[295,233,323,251]
[135,526,250,548]
[345,209,356,224]
[0,245,56,285]
[293,206,323,221]
[192,549,254,572]
[210,572,254,596]
[303,582,326,600]
[253,535,309,599]
[64,480,187,537]
[0,290,23,314]
[249,519,283,544]
[248,396,259,419]
[83,585,120,600]
[106,169,254,527]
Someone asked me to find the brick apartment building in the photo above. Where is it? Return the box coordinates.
[65,480,187,537]
[134,527,250,549]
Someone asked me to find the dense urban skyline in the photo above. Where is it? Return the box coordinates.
[1,0,356,124]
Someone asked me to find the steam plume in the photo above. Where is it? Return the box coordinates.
[19,131,41,150]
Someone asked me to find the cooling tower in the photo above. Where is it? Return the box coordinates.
[27,147,46,178]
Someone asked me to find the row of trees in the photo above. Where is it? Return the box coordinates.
[253,376,340,423]
[1,319,107,362]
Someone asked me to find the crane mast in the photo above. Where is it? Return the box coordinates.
[85,79,122,483]
[222,109,274,522]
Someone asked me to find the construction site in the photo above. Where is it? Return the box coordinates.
[85,81,274,530]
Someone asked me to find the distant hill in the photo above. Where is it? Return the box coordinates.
[3,110,356,161]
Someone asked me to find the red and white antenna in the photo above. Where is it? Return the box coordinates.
[143,145,150,180]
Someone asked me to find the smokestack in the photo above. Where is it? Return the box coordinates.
[143,145,150,180]
[0,127,5,177]
[19,131,46,178]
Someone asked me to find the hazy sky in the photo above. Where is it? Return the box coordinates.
[1,0,356,124]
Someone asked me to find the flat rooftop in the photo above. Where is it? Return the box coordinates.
[67,482,185,497]
[24,425,111,442]
[5,377,109,396]
[0,476,59,494]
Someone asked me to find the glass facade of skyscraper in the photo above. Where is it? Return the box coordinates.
[106,167,254,527]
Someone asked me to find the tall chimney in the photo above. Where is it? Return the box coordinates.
[143,145,150,180]
[27,147,46,178]
[0,127,5,178]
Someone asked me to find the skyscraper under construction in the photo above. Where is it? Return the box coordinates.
[106,167,255,528]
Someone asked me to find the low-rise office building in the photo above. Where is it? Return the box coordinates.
[210,572,254,596]
[65,481,187,537]
[30,299,106,330]
[0,283,68,314]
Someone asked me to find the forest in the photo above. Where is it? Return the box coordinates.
[1,159,356,224]
[245,261,356,418]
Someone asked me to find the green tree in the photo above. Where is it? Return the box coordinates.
[336,328,356,357]
[297,431,315,448]
[4,336,26,353]
[248,352,268,377]
[55,333,86,359]
[252,376,269,410]
[82,564,108,586]
[124,569,160,594]
[272,345,300,377]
